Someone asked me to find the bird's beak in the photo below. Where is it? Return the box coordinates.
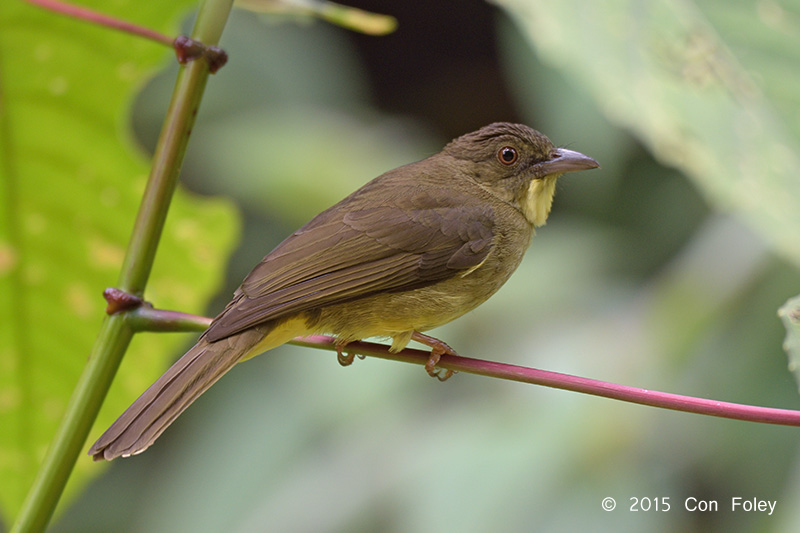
[539,148,600,176]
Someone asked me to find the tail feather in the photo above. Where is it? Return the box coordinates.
[89,328,265,461]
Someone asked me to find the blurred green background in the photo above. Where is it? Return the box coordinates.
[13,0,800,531]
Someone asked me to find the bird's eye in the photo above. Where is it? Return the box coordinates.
[497,146,518,165]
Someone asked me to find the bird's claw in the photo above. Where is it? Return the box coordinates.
[336,341,366,367]
[413,332,457,381]
[424,349,456,381]
[336,342,355,367]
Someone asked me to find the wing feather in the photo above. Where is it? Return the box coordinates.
[204,185,495,342]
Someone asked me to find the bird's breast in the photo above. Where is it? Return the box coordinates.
[310,214,532,344]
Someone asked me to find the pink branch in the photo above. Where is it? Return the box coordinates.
[292,335,800,427]
[103,294,800,428]
[24,0,228,69]
[23,0,174,46]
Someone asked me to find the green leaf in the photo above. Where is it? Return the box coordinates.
[0,0,238,522]
[497,0,800,268]
[779,295,800,390]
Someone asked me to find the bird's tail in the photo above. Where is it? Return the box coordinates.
[89,326,272,461]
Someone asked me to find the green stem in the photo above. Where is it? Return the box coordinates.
[118,12,231,295]
[10,1,234,531]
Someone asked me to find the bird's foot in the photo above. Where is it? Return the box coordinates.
[335,341,365,367]
[335,341,355,367]
[411,331,457,381]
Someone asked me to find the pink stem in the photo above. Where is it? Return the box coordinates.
[100,296,800,428]
[23,0,174,46]
[292,335,800,427]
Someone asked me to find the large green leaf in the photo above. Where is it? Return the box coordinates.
[0,0,238,521]
[496,0,800,268]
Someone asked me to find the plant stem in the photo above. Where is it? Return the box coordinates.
[293,335,800,427]
[23,0,174,46]
[10,1,234,531]
[127,306,212,333]
[11,319,133,533]
[74,287,800,428]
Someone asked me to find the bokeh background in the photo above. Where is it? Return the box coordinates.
[36,1,800,531]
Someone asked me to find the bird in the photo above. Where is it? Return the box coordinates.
[88,122,599,461]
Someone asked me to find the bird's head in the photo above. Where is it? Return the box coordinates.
[443,122,599,227]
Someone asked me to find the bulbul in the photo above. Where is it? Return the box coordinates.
[89,122,598,461]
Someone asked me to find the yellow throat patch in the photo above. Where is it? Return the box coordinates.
[522,174,559,227]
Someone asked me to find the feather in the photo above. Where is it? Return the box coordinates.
[204,185,496,342]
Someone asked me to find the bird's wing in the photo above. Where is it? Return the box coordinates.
[204,186,495,341]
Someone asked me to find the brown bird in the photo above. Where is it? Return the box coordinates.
[89,122,599,461]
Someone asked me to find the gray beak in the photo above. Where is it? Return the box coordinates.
[540,148,600,176]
